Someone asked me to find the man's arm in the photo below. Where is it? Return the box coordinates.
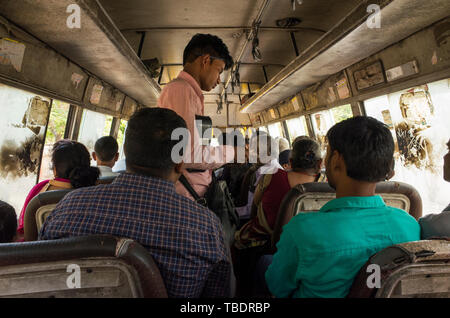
[265,230,300,297]
[419,211,450,239]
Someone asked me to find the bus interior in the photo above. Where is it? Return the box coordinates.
[0,0,449,298]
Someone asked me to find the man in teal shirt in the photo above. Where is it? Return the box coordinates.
[265,116,420,298]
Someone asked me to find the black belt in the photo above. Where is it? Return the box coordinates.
[186,168,206,173]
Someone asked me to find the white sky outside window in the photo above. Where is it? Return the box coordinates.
[286,116,309,145]
[267,122,284,138]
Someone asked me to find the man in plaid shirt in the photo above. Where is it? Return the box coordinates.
[39,108,233,298]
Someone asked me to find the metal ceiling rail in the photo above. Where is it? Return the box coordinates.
[219,0,273,99]
[121,26,327,34]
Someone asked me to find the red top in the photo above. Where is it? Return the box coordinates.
[261,169,291,229]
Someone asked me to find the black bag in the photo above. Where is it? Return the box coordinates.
[179,173,239,246]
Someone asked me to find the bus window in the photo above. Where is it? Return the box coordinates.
[267,122,284,138]
[117,119,128,160]
[286,116,309,145]
[311,104,353,155]
[0,84,51,213]
[364,78,450,215]
[77,109,113,164]
[39,100,70,182]
[258,126,268,134]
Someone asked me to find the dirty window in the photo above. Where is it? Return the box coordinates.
[39,100,70,182]
[311,104,353,156]
[77,109,113,164]
[267,122,284,139]
[286,116,309,145]
[0,84,50,214]
[364,78,450,215]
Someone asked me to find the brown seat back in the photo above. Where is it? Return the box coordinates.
[347,239,450,298]
[24,189,73,242]
[272,181,423,250]
[0,235,167,298]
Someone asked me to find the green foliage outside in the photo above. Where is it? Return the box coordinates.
[117,120,128,147]
[331,104,353,124]
[103,116,113,136]
[45,100,70,145]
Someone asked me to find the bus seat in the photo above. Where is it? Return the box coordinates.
[347,239,450,298]
[271,181,422,250]
[0,235,167,298]
[24,189,73,242]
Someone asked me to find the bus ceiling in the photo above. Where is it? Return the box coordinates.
[0,0,448,115]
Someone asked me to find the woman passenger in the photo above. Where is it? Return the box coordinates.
[234,136,323,249]
[17,140,100,239]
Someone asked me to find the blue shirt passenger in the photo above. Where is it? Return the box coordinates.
[265,195,420,298]
[265,116,421,298]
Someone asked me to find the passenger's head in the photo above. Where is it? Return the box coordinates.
[444,138,450,182]
[325,116,395,191]
[290,137,322,175]
[124,108,187,182]
[0,200,17,243]
[220,131,246,162]
[279,149,291,170]
[52,140,100,188]
[92,136,119,168]
[183,34,233,91]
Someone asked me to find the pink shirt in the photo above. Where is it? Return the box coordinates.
[158,71,234,200]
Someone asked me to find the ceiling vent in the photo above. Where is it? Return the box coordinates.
[276,17,302,28]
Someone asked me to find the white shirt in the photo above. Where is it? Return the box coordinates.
[97,165,120,178]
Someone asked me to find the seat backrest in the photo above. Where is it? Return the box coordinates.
[0,235,167,298]
[24,189,73,242]
[347,239,450,298]
[272,181,422,249]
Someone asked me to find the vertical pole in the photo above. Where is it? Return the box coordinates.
[290,32,300,57]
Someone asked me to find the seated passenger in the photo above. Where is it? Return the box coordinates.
[419,138,450,239]
[92,136,120,178]
[17,140,99,239]
[235,132,281,220]
[39,108,233,298]
[234,137,322,250]
[265,116,420,298]
[278,149,291,170]
[0,200,17,243]
[217,133,252,205]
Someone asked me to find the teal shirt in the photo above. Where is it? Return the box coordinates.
[265,195,420,298]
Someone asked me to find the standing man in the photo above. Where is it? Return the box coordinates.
[158,33,234,200]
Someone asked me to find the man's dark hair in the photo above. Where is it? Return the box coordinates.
[94,136,119,161]
[0,200,17,243]
[183,34,233,70]
[124,108,187,172]
[291,136,321,170]
[326,116,395,182]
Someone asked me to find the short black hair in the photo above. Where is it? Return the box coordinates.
[326,116,394,182]
[124,108,187,171]
[291,136,321,170]
[0,200,17,243]
[183,34,233,70]
[94,136,118,161]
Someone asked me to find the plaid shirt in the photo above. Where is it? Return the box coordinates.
[39,173,232,298]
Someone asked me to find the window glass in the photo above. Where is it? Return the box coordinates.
[311,104,353,155]
[117,119,128,160]
[78,109,113,164]
[39,100,70,181]
[267,122,284,138]
[364,79,450,215]
[286,116,309,145]
[0,84,50,214]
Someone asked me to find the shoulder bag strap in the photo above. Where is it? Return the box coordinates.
[179,174,207,207]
